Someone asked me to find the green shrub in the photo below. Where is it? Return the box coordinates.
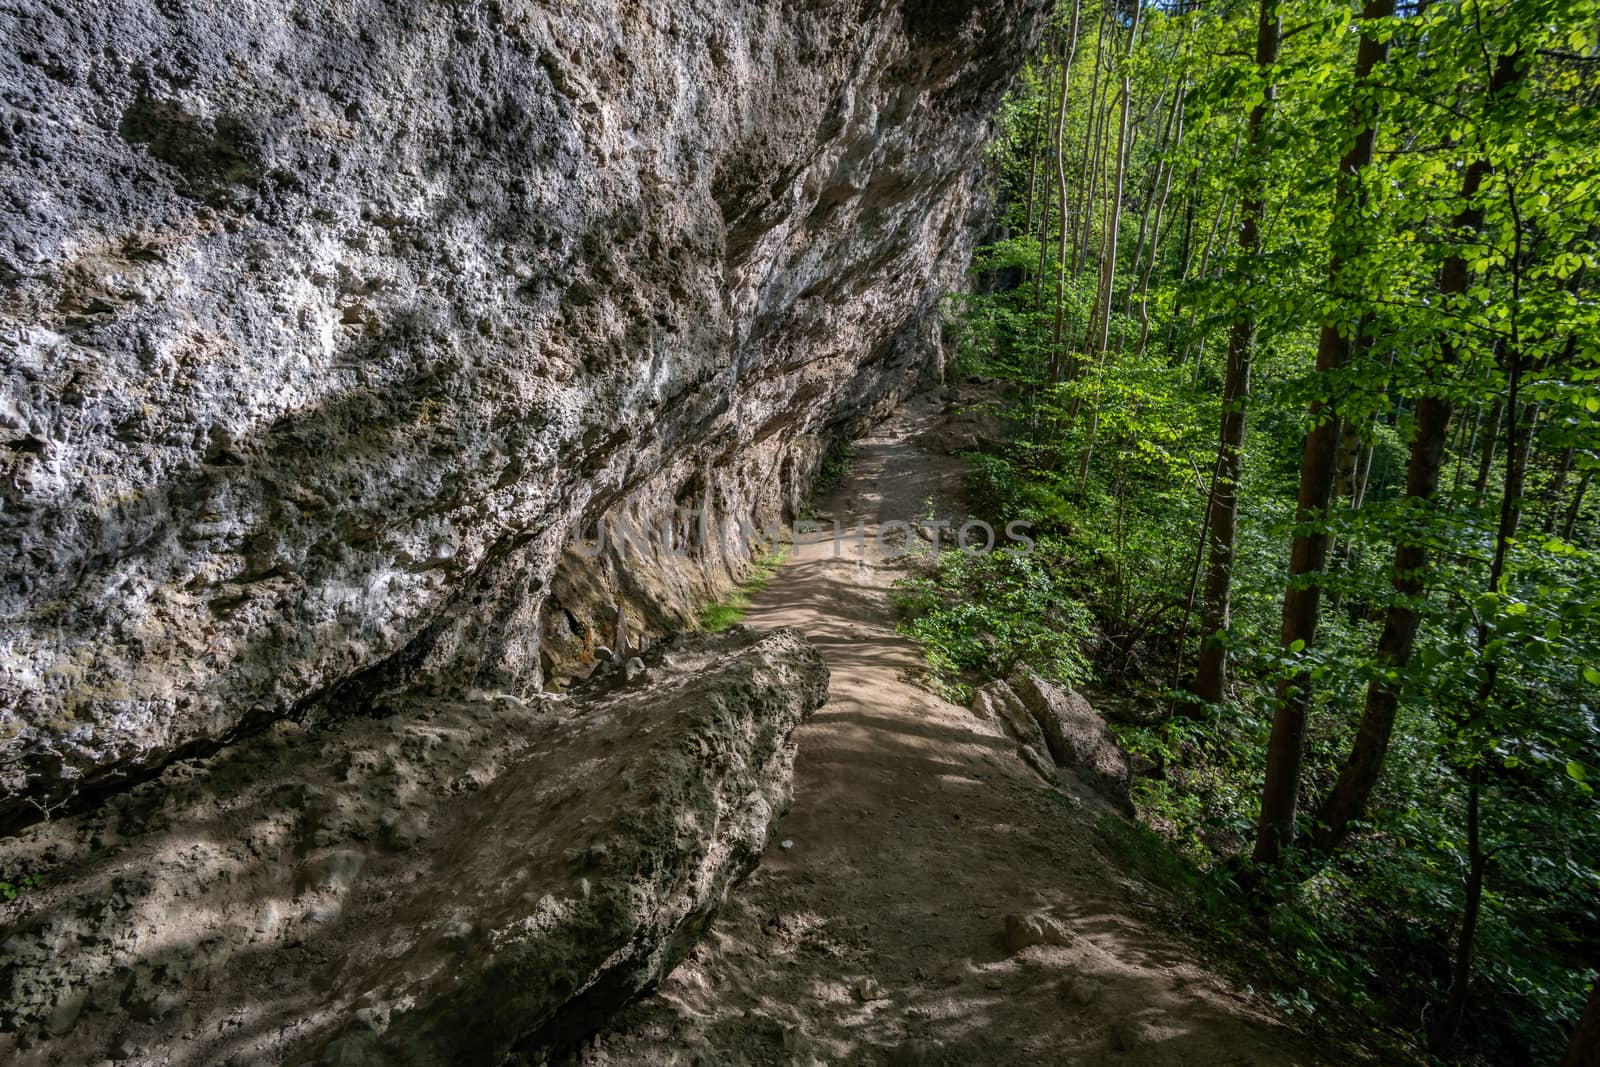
[893,540,1095,702]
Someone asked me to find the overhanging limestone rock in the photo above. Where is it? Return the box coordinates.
[0,0,1049,830]
[0,627,827,1066]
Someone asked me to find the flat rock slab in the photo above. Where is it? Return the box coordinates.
[0,627,827,1066]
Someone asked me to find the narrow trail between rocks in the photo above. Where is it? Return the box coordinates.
[583,395,1321,1066]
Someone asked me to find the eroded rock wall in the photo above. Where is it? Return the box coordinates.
[0,0,1047,824]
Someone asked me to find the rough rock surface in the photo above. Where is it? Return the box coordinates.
[1009,667,1131,809]
[0,0,1048,824]
[970,678,1054,783]
[0,626,827,1065]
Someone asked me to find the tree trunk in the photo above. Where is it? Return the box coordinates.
[1071,10,1111,277]
[1134,90,1184,356]
[1084,1,1142,363]
[1185,191,1239,378]
[1047,2,1086,384]
[1309,52,1523,856]
[1431,767,1487,1052]
[1543,444,1577,531]
[1032,57,1060,312]
[1022,63,1044,243]
[1175,454,1223,708]
[1451,401,1483,495]
[1253,0,1393,867]
[1471,394,1504,506]
[1191,0,1282,708]
[1434,230,1533,1052]
[1163,175,1200,356]
[1125,77,1184,313]
[1561,979,1600,1067]
[1562,468,1593,541]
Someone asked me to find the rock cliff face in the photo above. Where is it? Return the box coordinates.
[0,0,1047,824]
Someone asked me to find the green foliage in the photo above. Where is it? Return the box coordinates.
[893,542,1095,703]
[812,438,856,498]
[933,0,1600,1059]
[697,547,788,632]
[0,873,42,902]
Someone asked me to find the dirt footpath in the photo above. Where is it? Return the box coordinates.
[579,393,1321,1066]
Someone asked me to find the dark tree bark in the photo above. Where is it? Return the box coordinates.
[1562,978,1600,1067]
[1434,237,1534,1054]
[1544,445,1577,531]
[1253,0,1394,866]
[1191,0,1282,708]
[1471,394,1504,506]
[1563,468,1594,541]
[1309,51,1524,857]
[1163,174,1200,357]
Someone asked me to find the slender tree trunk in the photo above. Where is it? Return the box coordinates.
[1083,84,1115,290]
[1192,0,1282,708]
[1134,90,1184,356]
[1175,454,1223,707]
[1432,766,1487,1051]
[1434,231,1533,1052]
[1022,64,1045,243]
[1182,186,1238,374]
[1163,176,1200,356]
[1125,78,1184,313]
[1563,468,1593,541]
[1191,194,1240,384]
[1544,445,1577,531]
[1047,2,1086,384]
[1471,395,1504,506]
[1085,1,1142,363]
[1451,402,1483,495]
[1309,51,1523,856]
[1072,10,1111,276]
[1253,0,1394,867]
[1033,58,1060,312]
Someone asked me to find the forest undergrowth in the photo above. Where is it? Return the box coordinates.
[896,1,1600,1061]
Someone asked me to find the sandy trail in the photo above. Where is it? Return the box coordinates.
[581,394,1317,1066]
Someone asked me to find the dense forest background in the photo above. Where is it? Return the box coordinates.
[902,0,1600,1059]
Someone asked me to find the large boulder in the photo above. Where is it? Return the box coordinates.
[1008,667,1131,810]
[0,627,827,1066]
